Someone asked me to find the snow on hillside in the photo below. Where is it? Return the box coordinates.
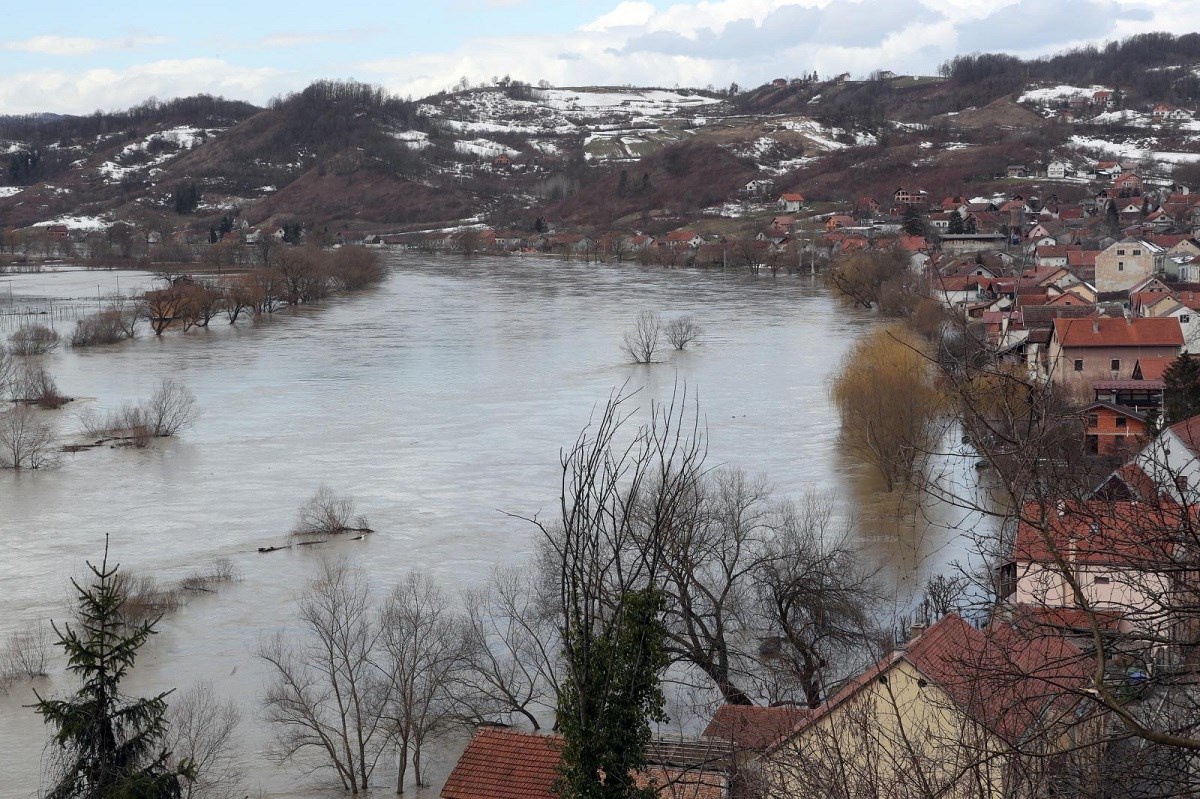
[0,187,23,198]
[32,214,108,231]
[392,130,430,149]
[454,138,520,159]
[1068,134,1200,168]
[97,126,222,182]
[534,88,719,115]
[1018,84,1110,104]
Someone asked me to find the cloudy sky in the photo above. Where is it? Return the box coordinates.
[1,0,1195,115]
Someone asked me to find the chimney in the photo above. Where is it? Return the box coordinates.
[909,622,927,640]
[1092,320,1100,333]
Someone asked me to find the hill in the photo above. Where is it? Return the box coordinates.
[0,32,1199,238]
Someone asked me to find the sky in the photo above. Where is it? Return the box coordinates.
[0,0,1196,115]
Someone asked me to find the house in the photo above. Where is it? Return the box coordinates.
[441,727,729,799]
[1094,238,1162,293]
[1132,412,1200,503]
[1083,401,1149,456]
[824,214,855,232]
[893,188,927,206]
[492,153,511,168]
[749,614,1093,799]
[744,179,775,198]
[1005,500,1183,637]
[939,232,1007,255]
[1047,316,1183,395]
[44,224,69,239]
[1006,164,1029,179]
[1047,161,1069,179]
[1112,172,1144,195]
[855,196,880,215]
[771,78,787,88]
[664,230,705,249]
[1093,89,1114,107]
[778,193,805,213]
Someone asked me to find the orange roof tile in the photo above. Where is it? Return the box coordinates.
[701,705,810,751]
[1053,316,1182,348]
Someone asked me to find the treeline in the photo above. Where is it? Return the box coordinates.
[0,94,259,145]
[70,247,387,346]
[942,32,1200,106]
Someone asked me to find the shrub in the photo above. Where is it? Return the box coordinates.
[8,324,59,355]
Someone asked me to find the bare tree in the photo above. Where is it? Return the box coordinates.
[140,378,200,436]
[0,346,15,398]
[378,573,465,792]
[12,363,67,408]
[167,682,244,799]
[0,406,57,468]
[260,560,387,793]
[666,316,702,351]
[293,485,371,536]
[8,324,60,355]
[621,310,663,364]
[458,566,560,730]
[2,620,51,679]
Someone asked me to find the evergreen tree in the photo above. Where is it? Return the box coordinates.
[964,215,978,234]
[557,587,668,799]
[1163,352,1200,424]
[32,540,193,799]
[172,183,201,215]
[948,210,964,234]
[901,204,925,236]
[617,170,628,197]
[639,172,651,193]
[1106,200,1120,234]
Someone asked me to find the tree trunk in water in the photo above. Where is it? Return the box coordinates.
[414,745,423,787]
[396,741,408,794]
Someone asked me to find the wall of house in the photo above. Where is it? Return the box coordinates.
[1016,561,1169,633]
[1049,343,1180,396]
[1086,409,1147,456]
[1095,245,1155,293]
[1134,431,1200,503]
[764,660,1009,799]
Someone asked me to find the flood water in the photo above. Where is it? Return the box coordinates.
[0,255,972,797]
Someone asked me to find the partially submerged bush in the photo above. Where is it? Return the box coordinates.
[293,485,371,536]
[2,621,51,681]
[70,310,131,347]
[667,316,702,351]
[8,324,59,356]
[621,310,663,364]
[0,406,57,469]
[77,378,199,445]
[12,364,68,408]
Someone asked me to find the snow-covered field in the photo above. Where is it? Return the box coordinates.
[32,214,109,231]
[1018,84,1110,104]
[96,125,220,181]
[1068,134,1200,169]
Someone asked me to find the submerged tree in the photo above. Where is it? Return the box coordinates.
[32,539,193,798]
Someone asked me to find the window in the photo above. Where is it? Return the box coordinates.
[1117,249,1126,256]
[1118,262,1125,271]
[1183,315,1191,324]
[1094,576,1111,585]
[1116,417,1127,428]
[1087,414,1099,428]
[1111,359,1120,371]
[1134,249,1142,256]
[1074,359,1084,371]
[1176,475,1189,493]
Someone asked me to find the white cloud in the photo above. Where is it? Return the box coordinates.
[582,1,657,31]
[4,34,168,56]
[0,59,287,115]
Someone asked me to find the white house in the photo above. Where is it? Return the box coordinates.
[1134,416,1200,502]
[777,193,805,213]
[1047,161,1069,179]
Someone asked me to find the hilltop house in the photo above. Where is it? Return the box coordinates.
[733,614,1093,799]
[778,193,805,213]
[1047,161,1069,179]
[893,187,927,206]
[1047,316,1183,395]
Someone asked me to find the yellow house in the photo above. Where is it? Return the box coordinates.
[705,615,1097,799]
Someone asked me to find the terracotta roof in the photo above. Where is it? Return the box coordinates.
[1091,379,1164,390]
[1013,500,1182,566]
[1053,316,1183,348]
[1133,356,1173,380]
[1010,604,1123,634]
[666,230,700,242]
[442,728,727,799]
[701,705,810,751]
[779,193,805,202]
[1067,250,1099,268]
[774,614,1088,749]
[1094,462,1160,502]
[1168,413,1200,458]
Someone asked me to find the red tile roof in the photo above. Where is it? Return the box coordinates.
[442,728,562,799]
[1168,413,1200,458]
[442,728,727,799]
[1066,250,1099,268]
[701,704,810,751]
[779,193,805,202]
[771,614,1088,749]
[1133,356,1173,380]
[1053,316,1183,348]
[1013,500,1181,566]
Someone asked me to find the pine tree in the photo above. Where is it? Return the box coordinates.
[948,210,964,234]
[1164,352,1200,425]
[901,204,925,236]
[557,587,668,799]
[617,170,628,197]
[964,215,977,234]
[32,539,193,799]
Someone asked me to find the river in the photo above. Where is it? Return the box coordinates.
[0,254,971,797]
